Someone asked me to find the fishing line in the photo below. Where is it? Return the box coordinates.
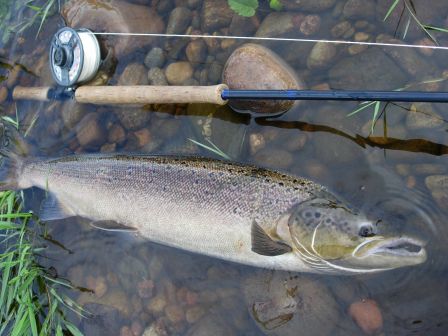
[91,31,448,51]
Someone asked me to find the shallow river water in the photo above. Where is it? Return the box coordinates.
[1,0,448,335]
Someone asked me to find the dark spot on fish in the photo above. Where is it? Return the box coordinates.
[325,218,331,223]
[278,182,284,187]
[315,212,321,218]
[305,212,312,218]
[358,225,375,237]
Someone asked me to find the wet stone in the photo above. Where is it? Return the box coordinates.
[331,21,352,38]
[186,39,207,64]
[207,61,222,83]
[253,147,293,169]
[108,124,126,145]
[61,100,88,129]
[255,13,295,37]
[138,279,155,299]
[376,35,438,78]
[76,113,106,149]
[185,306,205,324]
[118,63,149,85]
[62,0,164,57]
[343,0,375,19]
[147,294,168,314]
[82,303,124,336]
[244,271,338,336]
[329,49,407,90]
[300,15,321,36]
[223,43,306,114]
[249,132,266,155]
[166,7,192,34]
[148,68,168,86]
[165,62,193,85]
[201,0,234,32]
[78,289,131,317]
[376,0,448,39]
[130,128,151,148]
[0,86,8,104]
[144,48,166,69]
[117,255,148,292]
[115,108,151,131]
[165,304,185,323]
[307,42,337,69]
[229,14,258,36]
[142,321,168,336]
[425,175,448,191]
[280,0,336,11]
[406,103,444,129]
[413,164,446,175]
[349,299,383,335]
[186,315,234,336]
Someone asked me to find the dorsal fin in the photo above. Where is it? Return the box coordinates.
[251,221,292,256]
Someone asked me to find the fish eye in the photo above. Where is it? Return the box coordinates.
[358,225,375,238]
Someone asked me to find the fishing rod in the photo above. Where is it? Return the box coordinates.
[11,27,448,110]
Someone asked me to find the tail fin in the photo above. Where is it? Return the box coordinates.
[0,122,33,191]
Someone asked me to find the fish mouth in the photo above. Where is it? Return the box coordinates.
[360,237,427,259]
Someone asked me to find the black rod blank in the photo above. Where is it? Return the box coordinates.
[221,89,448,102]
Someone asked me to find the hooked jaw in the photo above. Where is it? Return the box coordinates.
[354,236,427,266]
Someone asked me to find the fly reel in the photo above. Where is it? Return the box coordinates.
[49,27,101,87]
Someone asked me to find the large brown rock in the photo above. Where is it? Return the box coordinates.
[62,0,164,57]
[222,43,306,114]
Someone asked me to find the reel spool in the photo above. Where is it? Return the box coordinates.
[49,27,101,87]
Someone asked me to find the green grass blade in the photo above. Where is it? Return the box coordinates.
[371,102,381,134]
[65,322,84,336]
[384,0,401,21]
[346,101,377,117]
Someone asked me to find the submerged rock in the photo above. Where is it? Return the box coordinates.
[165,62,193,85]
[349,299,383,335]
[201,0,234,32]
[76,113,106,149]
[255,13,295,37]
[144,48,166,69]
[118,63,149,85]
[307,42,337,69]
[376,35,438,78]
[329,48,407,90]
[279,0,336,12]
[62,0,164,57]
[166,7,192,34]
[406,103,444,129]
[222,43,306,114]
[243,271,339,336]
[343,0,376,19]
[376,0,448,39]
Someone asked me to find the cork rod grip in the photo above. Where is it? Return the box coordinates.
[75,84,229,105]
[12,86,51,101]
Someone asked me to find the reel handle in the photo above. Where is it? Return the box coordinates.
[75,84,228,105]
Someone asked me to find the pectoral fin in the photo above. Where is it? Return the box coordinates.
[251,221,292,256]
[40,194,75,221]
[90,220,138,233]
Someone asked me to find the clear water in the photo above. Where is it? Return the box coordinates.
[1,1,448,335]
